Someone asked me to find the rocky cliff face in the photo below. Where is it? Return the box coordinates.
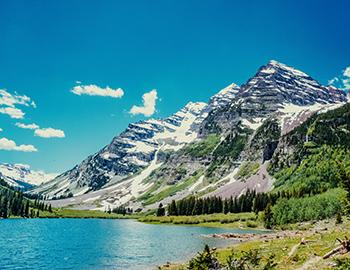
[34,102,213,198]
[33,60,346,210]
[208,83,240,110]
[239,60,345,107]
[200,60,346,135]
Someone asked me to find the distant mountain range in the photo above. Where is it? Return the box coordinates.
[29,60,347,211]
[0,163,57,190]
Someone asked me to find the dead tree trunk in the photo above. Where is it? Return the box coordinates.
[323,237,350,259]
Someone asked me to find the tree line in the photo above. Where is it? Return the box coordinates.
[164,190,268,216]
[107,205,133,215]
[159,188,321,217]
[0,182,52,218]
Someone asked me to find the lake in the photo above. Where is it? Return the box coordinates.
[0,219,260,270]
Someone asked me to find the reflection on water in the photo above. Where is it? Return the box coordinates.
[0,218,261,270]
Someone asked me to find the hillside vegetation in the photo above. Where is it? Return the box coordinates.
[0,178,52,218]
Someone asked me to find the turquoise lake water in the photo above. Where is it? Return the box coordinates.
[0,219,260,270]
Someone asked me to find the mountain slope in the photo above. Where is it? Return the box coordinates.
[33,101,212,198]
[269,102,350,193]
[33,60,346,211]
[200,60,346,135]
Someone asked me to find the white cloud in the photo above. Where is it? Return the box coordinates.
[34,128,65,138]
[328,66,350,91]
[343,79,350,90]
[71,84,124,98]
[0,89,36,119]
[0,137,38,152]
[344,67,350,77]
[343,67,350,90]
[15,122,40,130]
[15,122,65,139]
[0,89,35,108]
[129,89,158,117]
[0,128,2,132]
[328,77,339,85]
[0,107,25,119]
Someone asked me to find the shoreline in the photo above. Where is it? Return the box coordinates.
[6,214,269,232]
[5,212,349,270]
[7,210,272,231]
[5,208,141,220]
[140,220,270,231]
[157,217,350,270]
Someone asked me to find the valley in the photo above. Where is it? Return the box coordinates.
[20,60,348,215]
[1,60,349,270]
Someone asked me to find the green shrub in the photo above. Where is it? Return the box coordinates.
[183,134,220,158]
[272,189,344,225]
[334,258,350,270]
[246,221,258,228]
[273,146,350,196]
[236,162,260,180]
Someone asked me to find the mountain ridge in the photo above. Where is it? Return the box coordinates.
[0,163,57,190]
[31,60,347,211]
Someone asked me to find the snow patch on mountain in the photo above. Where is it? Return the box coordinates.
[241,118,265,130]
[33,102,208,198]
[278,102,344,135]
[31,60,347,211]
[237,60,346,114]
[209,83,240,109]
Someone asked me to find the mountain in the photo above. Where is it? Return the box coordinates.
[200,60,346,135]
[0,163,57,190]
[239,60,344,107]
[32,60,346,210]
[33,101,210,198]
[208,83,240,109]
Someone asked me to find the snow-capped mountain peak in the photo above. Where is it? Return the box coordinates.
[182,101,207,113]
[32,83,243,199]
[265,60,308,77]
[0,163,57,189]
[32,101,211,198]
[236,60,346,115]
[31,60,347,210]
[209,83,240,109]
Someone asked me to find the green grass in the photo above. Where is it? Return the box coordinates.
[236,161,260,180]
[158,217,350,270]
[182,134,221,158]
[137,181,162,202]
[138,212,263,229]
[205,132,250,177]
[36,208,141,219]
[141,172,203,206]
[215,219,350,270]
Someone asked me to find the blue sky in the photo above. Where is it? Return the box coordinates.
[0,0,349,173]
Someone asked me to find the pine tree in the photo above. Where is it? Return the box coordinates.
[168,200,178,216]
[188,245,219,270]
[340,164,350,216]
[156,203,165,216]
[25,201,30,217]
[263,203,273,229]
[223,199,229,214]
[192,199,203,216]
